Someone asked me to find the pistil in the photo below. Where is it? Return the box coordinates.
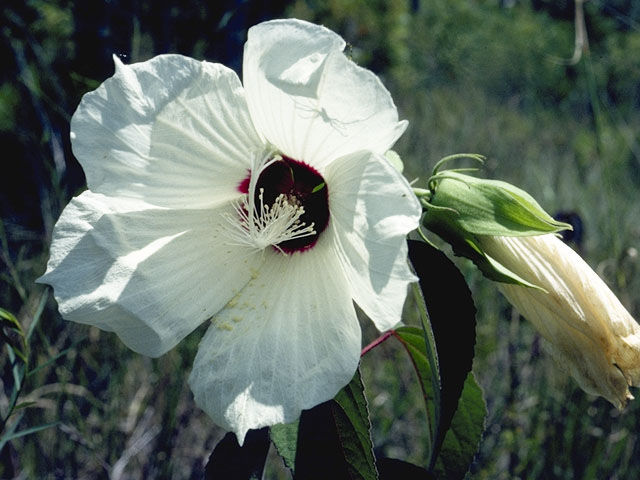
[222,150,329,254]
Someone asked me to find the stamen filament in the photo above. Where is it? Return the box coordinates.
[221,150,317,253]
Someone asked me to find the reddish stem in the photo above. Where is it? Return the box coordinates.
[360,330,395,357]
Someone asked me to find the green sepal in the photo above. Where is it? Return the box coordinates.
[421,209,544,290]
[420,170,568,288]
[427,171,571,237]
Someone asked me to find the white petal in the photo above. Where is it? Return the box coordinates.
[325,151,422,332]
[243,19,407,169]
[189,233,361,444]
[39,191,262,357]
[71,54,263,209]
[479,234,640,407]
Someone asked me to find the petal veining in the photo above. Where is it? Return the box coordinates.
[71,54,263,209]
[325,150,421,332]
[39,191,262,357]
[243,19,407,170]
[479,234,640,408]
[189,233,361,444]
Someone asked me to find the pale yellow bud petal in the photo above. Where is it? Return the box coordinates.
[478,234,640,408]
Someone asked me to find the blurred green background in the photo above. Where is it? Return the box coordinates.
[1,0,640,478]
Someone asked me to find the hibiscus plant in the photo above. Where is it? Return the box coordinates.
[28,18,640,479]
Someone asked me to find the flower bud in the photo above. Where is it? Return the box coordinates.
[421,170,571,287]
[479,234,640,408]
[425,171,570,237]
[420,168,640,406]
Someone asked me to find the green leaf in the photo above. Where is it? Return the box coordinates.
[433,373,486,480]
[332,368,378,479]
[394,241,485,478]
[8,349,25,389]
[0,421,59,443]
[393,326,438,451]
[270,420,299,473]
[271,367,378,480]
[393,328,485,479]
[25,290,49,344]
[11,401,38,413]
[1,331,27,364]
[0,308,22,334]
[407,240,477,470]
[27,346,74,377]
[0,412,24,452]
[377,458,433,480]
[1,308,27,363]
[204,428,270,480]
[0,416,59,453]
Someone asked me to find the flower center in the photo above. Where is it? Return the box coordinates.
[223,152,329,254]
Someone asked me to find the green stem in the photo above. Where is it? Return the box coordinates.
[579,10,622,260]
[0,347,28,436]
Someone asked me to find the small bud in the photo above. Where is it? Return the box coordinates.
[418,164,640,407]
[425,171,571,237]
[421,171,570,288]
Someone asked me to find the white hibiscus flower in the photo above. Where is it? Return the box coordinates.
[39,19,421,443]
